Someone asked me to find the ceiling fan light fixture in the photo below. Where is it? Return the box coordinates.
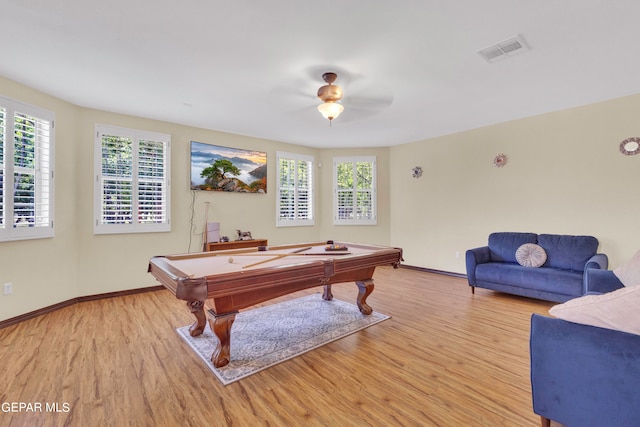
[317,72,344,123]
[317,84,343,102]
[317,101,344,121]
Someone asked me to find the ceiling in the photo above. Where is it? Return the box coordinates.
[2,1,640,148]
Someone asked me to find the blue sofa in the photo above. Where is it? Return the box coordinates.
[531,269,640,426]
[466,232,608,302]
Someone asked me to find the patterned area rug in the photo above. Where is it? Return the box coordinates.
[176,293,390,385]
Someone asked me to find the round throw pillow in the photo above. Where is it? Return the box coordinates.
[515,243,547,268]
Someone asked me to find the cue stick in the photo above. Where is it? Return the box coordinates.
[242,246,312,269]
[202,202,210,252]
[166,247,263,261]
[215,252,351,257]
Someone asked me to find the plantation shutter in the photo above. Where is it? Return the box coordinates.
[278,157,295,221]
[100,134,134,225]
[0,96,55,241]
[94,125,170,234]
[297,159,311,220]
[333,156,377,225]
[276,152,314,227]
[0,107,5,232]
[138,139,167,224]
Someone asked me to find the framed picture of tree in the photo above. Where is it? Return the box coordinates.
[190,141,267,193]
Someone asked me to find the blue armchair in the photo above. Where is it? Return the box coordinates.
[530,269,640,427]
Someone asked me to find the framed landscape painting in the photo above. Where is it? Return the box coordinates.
[190,141,267,193]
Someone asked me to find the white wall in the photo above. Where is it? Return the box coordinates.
[390,94,640,273]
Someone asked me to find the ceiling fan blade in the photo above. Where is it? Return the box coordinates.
[345,95,394,111]
[268,85,316,113]
[338,90,394,123]
[343,76,393,108]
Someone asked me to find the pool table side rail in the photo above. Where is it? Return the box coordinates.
[163,241,401,261]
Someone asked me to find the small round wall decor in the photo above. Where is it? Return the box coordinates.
[493,153,508,168]
[620,137,640,156]
[411,166,423,178]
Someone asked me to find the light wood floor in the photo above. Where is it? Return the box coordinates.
[0,267,560,427]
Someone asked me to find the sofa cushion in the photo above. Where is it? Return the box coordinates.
[515,243,547,267]
[488,232,538,263]
[537,234,598,271]
[613,249,640,287]
[475,262,584,297]
[549,285,640,335]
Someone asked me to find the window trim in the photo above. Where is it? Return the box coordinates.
[0,96,55,242]
[276,151,314,227]
[94,124,171,235]
[333,155,377,226]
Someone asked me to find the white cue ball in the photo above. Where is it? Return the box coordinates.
[228,257,234,264]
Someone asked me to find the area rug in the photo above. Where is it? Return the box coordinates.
[176,293,390,385]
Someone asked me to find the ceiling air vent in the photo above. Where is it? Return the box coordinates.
[477,35,530,63]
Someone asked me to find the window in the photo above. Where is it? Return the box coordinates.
[94,124,170,234]
[276,151,314,227]
[333,156,376,225]
[0,96,54,242]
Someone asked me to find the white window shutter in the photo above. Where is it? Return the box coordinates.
[276,152,314,227]
[94,125,170,234]
[0,96,55,241]
[333,156,377,225]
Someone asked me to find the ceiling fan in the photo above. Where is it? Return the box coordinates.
[269,67,394,125]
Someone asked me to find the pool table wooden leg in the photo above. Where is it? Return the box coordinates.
[355,279,374,315]
[322,284,333,301]
[208,311,237,368]
[187,300,206,337]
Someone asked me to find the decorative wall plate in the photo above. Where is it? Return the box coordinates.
[493,153,508,168]
[620,137,640,156]
[411,166,423,178]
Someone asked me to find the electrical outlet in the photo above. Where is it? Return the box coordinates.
[3,282,12,295]
[455,251,461,260]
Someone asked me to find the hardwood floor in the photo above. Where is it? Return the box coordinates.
[0,267,560,427]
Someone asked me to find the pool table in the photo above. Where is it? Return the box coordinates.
[148,241,403,367]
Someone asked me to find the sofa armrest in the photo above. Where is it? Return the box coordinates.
[530,314,640,426]
[584,268,624,294]
[465,246,490,286]
[584,253,608,271]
